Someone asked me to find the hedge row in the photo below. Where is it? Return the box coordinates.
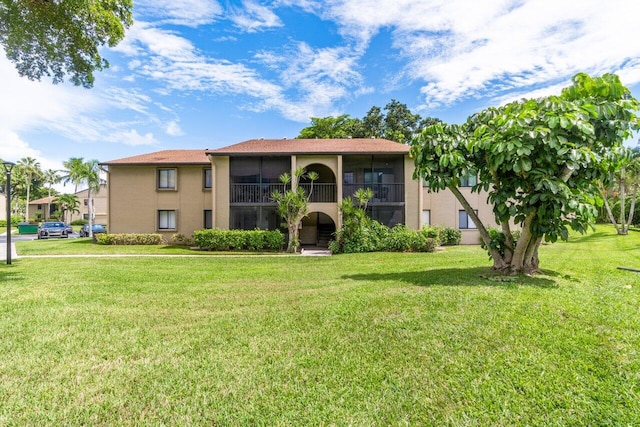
[330,223,440,254]
[95,233,164,245]
[194,229,284,251]
[0,216,23,227]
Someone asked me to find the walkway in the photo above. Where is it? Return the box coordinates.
[0,233,18,262]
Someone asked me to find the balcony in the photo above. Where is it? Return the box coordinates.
[231,183,338,204]
[299,183,337,203]
[231,183,284,204]
[343,183,404,203]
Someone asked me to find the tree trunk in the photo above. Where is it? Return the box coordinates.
[287,224,299,253]
[619,171,627,234]
[511,212,536,273]
[501,221,515,264]
[447,185,508,270]
[88,188,93,238]
[625,184,638,230]
[600,188,623,234]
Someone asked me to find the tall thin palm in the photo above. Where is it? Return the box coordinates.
[43,169,60,220]
[81,160,101,238]
[17,157,42,221]
[61,157,85,193]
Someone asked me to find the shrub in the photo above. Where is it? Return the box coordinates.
[193,229,284,251]
[331,198,437,254]
[170,233,194,246]
[95,233,164,245]
[436,226,461,246]
[70,219,88,226]
[1,216,23,227]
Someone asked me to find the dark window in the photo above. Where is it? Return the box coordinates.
[459,210,477,229]
[203,168,212,189]
[460,172,477,187]
[204,210,212,229]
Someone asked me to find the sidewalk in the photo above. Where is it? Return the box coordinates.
[0,233,18,262]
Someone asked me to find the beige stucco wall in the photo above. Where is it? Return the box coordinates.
[211,156,230,229]
[69,184,108,224]
[421,187,497,245]
[108,164,212,238]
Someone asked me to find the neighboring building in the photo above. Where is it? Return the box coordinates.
[101,138,498,245]
[28,183,108,224]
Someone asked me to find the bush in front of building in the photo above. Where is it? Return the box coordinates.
[193,228,284,251]
[70,219,88,226]
[0,216,23,227]
[95,233,164,245]
[435,226,462,246]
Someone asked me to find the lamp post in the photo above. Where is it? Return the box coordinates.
[2,161,15,265]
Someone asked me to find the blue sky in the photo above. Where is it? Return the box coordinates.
[1,0,639,185]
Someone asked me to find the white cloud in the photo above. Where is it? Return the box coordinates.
[165,121,185,136]
[285,0,640,109]
[134,0,223,27]
[230,1,283,32]
[114,129,159,146]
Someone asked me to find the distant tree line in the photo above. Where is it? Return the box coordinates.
[297,100,441,144]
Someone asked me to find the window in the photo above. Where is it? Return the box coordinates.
[459,210,477,229]
[204,210,212,229]
[422,210,431,226]
[84,199,88,206]
[158,169,176,190]
[203,168,212,189]
[460,172,477,187]
[158,210,177,230]
[83,214,89,220]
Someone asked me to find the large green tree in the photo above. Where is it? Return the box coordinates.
[411,73,640,274]
[296,100,440,144]
[0,0,133,87]
[599,146,640,234]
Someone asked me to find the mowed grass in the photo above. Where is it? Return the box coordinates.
[1,226,639,425]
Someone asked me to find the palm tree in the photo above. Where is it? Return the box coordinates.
[43,169,61,220]
[56,194,80,224]
[60,157,85,193]
[17,157,42,221]
[80,160,101,238]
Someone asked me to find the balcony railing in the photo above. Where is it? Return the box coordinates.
[231,183,337,204]
[231,183,285,204]
[299,183,337,203]
[343,183,404,203]
[231,183,401,204]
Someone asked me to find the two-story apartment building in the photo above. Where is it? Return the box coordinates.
[28,183,108,224]
[101,138,498,245]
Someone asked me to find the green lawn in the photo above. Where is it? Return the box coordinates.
[2,226,639,425]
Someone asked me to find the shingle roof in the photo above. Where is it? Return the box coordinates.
[101,139,410,166]
[29,196,57,204]
[101,150,209,165]
[206,138,410,155]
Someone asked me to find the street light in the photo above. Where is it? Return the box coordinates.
[2,161,15,265]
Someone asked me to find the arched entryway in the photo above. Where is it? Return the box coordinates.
[300,212,336,248]
[299,163,337,203]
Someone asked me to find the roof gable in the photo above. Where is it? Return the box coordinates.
[102,150,209,165]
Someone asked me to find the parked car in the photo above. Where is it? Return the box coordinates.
[37,221,69,239]
[65,224,74,234]
[79,223,107,237]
